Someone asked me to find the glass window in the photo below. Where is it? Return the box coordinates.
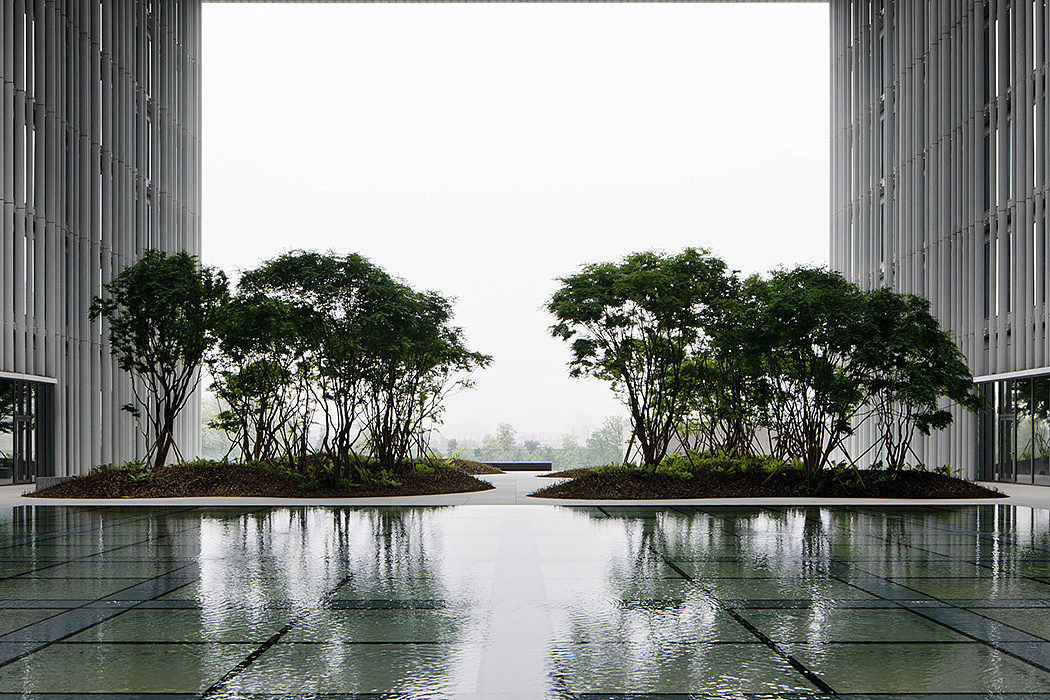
[989,376,1050,485]
[1034,378,1050,485]
[998,380,1016,481]
[0,381,12,486]
[1005,232,1013,312]
[984,239,992,317]
[1016,379,1033,483]
[984,130,992,212]
[1006,118,1014,201]
[983,16,991,105]
[0,379,44,485]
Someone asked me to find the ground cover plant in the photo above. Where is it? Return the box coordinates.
[531,453,1001,499]
[30,458,495,499]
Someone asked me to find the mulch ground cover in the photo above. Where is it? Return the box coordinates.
[531,468,1003,500]
[449,458,504,475]
[29,462,494,499]
[539,468,597,479]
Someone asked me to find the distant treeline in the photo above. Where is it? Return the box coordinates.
[440,418,627,470]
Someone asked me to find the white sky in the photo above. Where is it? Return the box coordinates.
[201,2,830,443]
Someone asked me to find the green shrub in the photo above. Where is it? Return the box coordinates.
[654,454,695,479]
[590,462,638,477]
[828,462,864,489]
[413,460,437,477]
[89,460,153,483]
[652,452,789,479]
[933,463,959,478]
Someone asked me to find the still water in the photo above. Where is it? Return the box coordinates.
[0,504,1049,698]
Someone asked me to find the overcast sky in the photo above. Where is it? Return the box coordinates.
[201,2,830,443]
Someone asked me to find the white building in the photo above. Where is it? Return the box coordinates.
[1,0,1047,486]
[830,0,1049,485]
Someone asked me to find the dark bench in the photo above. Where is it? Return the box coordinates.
[485,462,552,472]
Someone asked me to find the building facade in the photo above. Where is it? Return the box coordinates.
[0,0,1046,484]
[830,0,1050,484]
[1,0,202,483]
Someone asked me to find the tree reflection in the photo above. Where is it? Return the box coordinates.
[194,507,482,697]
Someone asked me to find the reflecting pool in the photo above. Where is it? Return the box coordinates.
[1,504,1050,698]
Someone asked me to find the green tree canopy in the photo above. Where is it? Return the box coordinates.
[680,274,765,457]
[356,279,492,472]
[208,294,309,464]
[856,288,982,469]
[90,249,229,468]
[221,250,490,477]
[742,267,981,482]
[237,251,395,473]
[548,248,734,467]
[744,267,871,482]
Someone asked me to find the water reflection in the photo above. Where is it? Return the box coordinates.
[0,504,1049,696]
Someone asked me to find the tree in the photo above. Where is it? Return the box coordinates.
[233,251,490,478]
[238,251,387,476]
[856,288,982,470]
[548,248,734,467]
[559,434,586,469]
[679,276,765,457]
[208,294,311,465]
[496,423,517,454]
[584,416,627,465]
[744,267,870,484]
[358,281,491,472]
[90,250,229,468]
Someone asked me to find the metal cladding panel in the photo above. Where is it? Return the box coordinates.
[0,0,203,475]
[831,0,1050,478]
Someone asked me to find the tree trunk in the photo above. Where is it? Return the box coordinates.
[154,431,172,469]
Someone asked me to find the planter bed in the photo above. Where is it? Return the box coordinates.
[530,467,1003,500]
[29,462,494,499]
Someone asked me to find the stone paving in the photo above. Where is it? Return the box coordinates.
[0,503,1049,697]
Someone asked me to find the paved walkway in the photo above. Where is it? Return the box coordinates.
[4,503,1050,696]
[974,480,1050,509]
[4,471,1049,508]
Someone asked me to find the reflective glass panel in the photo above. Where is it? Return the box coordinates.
[0,380,41,485]
[1034,378,1050,485]
[998,380,1015,481]
[1015,379,1033,482]
[0,380,12,485]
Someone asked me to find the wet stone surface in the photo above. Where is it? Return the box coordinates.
[0,504,1049,698]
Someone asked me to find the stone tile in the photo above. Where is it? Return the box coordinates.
[554,641,817,694]
[67,608,293,644]
[0,643,253,694]
[783,642,1050,694]
[968,607,1050,641]
[229,642,483,695]
[740,608,969,643]
[895,577,1050,601]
